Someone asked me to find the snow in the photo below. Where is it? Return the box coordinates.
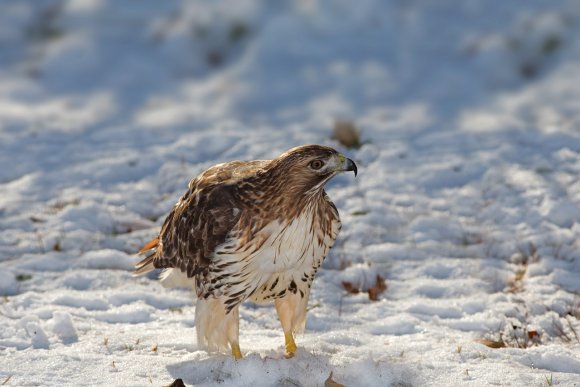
[25,321,50,350]
[0,271,18,296]
[48,311,78,344]
[1,0,580,386]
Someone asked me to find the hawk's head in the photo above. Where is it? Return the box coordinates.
[269,145,357,195]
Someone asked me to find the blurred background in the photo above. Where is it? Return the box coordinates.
[1,0,579,156]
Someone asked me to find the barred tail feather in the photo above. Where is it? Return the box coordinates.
[133,253,156,276]
[134,238,160,276]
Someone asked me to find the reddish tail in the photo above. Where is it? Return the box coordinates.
[138,238,159,254]
[134,238,159,276]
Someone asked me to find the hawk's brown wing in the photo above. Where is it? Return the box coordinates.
[135,160,268,277]
[156,183,241,277]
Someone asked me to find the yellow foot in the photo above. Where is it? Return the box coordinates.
[284,332,297,358]
[231,343,242,360]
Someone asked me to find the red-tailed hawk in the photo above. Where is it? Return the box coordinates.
[135,145,357,359]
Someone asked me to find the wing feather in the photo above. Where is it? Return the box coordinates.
[134,160,267,278]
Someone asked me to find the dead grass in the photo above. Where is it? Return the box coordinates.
[570,295,580,320]
[506,242,540,294]
[566,317,580,343]
[552,317,580,344]
[2,375,13,385]
[46,198,80,214]
[478,312,543,349]
[15,274,33,282]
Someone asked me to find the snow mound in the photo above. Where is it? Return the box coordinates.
[48,311,78,344]
[25,322,50,350]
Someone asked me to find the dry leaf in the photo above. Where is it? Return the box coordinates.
[343,275,387,301]
[325,372,345,387]
[164,379,186,387]
[342,281,360,294]
[527,330,539,339]
[476,339,506,348]
[368,275,387,301]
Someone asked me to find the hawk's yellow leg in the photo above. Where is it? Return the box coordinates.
[284,332,297,358]
[231,342,242,360]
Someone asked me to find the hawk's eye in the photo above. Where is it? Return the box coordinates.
[310,160,324,170]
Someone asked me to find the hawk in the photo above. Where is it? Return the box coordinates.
[134,144,357,359]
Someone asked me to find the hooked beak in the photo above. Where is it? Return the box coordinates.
[337,154,358,177]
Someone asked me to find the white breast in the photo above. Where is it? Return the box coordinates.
[254,214,323,273]
[207,203,341,301]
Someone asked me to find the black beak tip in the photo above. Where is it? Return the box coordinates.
[346,158,357,177]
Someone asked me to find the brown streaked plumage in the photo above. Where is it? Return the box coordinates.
[135,144,357,359]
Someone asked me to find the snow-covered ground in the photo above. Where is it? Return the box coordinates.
[2,1,580,386]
